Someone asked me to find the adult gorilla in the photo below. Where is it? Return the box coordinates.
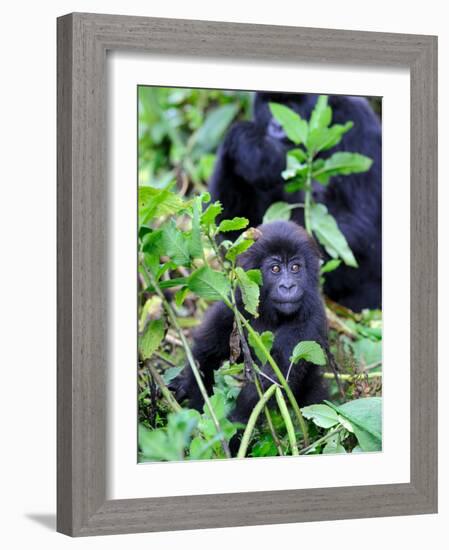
[208,92,382,312]
[171,221,329,432]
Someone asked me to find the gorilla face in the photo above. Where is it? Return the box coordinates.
[261,254,307,315]
[238,221,321,319]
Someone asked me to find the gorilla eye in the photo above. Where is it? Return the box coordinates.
[271,264,281,273]
[291,263,301,273]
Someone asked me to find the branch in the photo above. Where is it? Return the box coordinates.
[146,363,182,413]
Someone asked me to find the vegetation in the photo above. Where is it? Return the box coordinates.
[138,87,382,461]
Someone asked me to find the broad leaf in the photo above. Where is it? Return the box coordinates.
[138,185,186,226]
[139,425,181,462]
[235,267,260,317]
[248,330,274,365]
[225,238,254,263]
[326,398,382,452]
[263,201,293,223]
[218,217,249,233]
[245,269,262,286]
[309,95,332,131]
[139,318,165,360]
[187,266,231,302]
[284,174,308,193]
[269,102,308,145]
[320,258,342,275]
[189,436,214,460]
[188,197,203,259]
[174,286,189,307]
[281,149,309,180]
[307,122,353,154]
[313,152,373,185]
[138,296,163,332]
[201,201,223,227]
[310,203,358,267]
[290,340,326,365]
[301,404,340,429]
[323,440,347,454]
[141,229,163,256]
[161,220,191,266]
[191,103,239,153]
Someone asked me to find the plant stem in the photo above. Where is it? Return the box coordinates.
[275,388,299,455]
[237,384,277,458]
[237,312,309,447]
[142,262,231,458]
[146,363,182,413]
[254,376,284,456]
[153,350,177,368]
[303,157,313,235]
[299,425,344,455]
[323,372,382,380]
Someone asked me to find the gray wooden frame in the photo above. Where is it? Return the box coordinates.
[57,12,438,537]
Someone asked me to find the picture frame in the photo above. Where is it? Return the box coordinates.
[57,12,438,536]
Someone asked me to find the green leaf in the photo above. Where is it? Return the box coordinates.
[188,197,203,259]
[138,185,186,226]
[325,398,382,452]
[191,103,240,153]
[225,238,254,263]
[313,152,373,185]
[141,229,163,256]
[218,217,249,233]
[203,392,227,420]
[350,338,382,366]
[174,286,189,307]
[320,259,342,275]
[166,409,201,454]
[189,436,214,460]
[201,201,223,227]
[309,95,332,131]
[307,122,353,154]
[139,425,180,462]
[161,366,184,385]
[281,149,309,180]
[187,266,231,302]
[263,201,293,223]
[235,267,260,317]
[301,404,340,429]
[250,434,278,457]
[310,203,358,267]
[323,440,347,454]
[139,319,165,360]
[284,174,308,193]
[248,330,274,365]
[290,340,326,365]
[245,269,262,286]
[160,220,191,266]
[138,296,163,332]
[269,102,308,145]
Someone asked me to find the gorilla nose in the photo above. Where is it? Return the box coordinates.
[279,282,297,296]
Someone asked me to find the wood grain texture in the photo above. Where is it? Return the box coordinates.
[57,12,438,536]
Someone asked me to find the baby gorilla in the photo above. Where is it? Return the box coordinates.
[172,221,329,435]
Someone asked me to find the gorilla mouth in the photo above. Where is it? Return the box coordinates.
[273,299,302,313]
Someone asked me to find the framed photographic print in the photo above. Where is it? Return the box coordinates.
[57,13,438,536]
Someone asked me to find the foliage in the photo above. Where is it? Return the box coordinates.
[137,88,383,462]
[269,95,373,267]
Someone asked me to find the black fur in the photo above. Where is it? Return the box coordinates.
[209,92,382,312]
[171,221,329,447]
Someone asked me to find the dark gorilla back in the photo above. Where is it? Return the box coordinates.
[209,92,382,312]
